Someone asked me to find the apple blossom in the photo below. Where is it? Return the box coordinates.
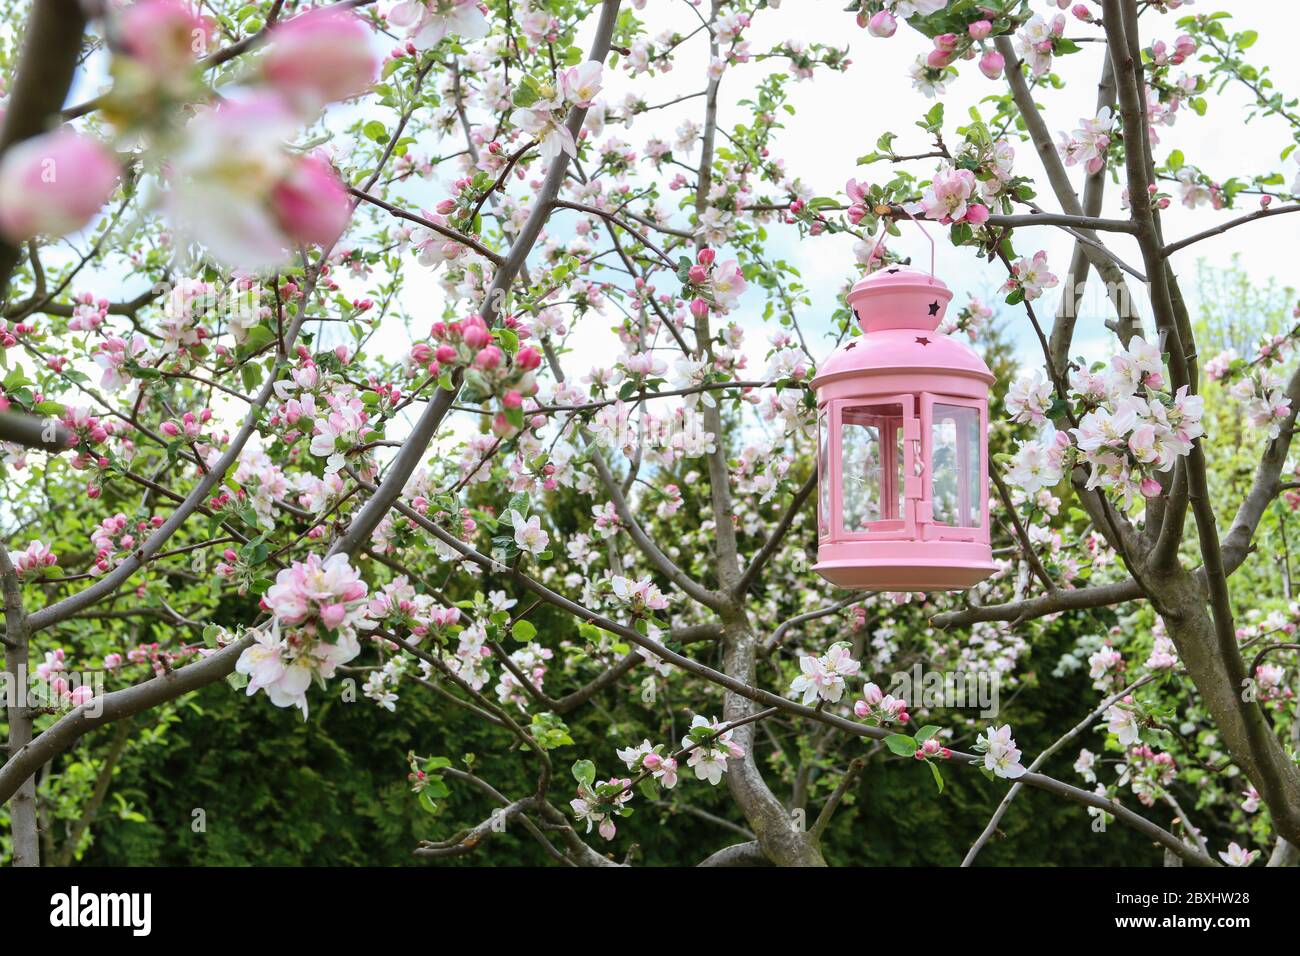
[511,105,576,164]
[166,95,354,268]
[1007,370,1054,426]
[1218,842,1259,867]
[709,259,748,308]
[610,574,669,612]
[511,510,550,555]
[979,725,1027,779]
[388,0,489,49]
[790,642,861,704]
[1002,250,1059,301]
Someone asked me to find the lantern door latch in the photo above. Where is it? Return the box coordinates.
[902,415,923,500]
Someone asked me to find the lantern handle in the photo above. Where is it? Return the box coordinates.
[870,206,935,278]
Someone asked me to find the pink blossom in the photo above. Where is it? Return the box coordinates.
[263,8,379,109]
[919,166,978,224]
[264,552,371,633]
[14,540,57,576]
[388,0,489,50]
[558,61,603,109]
[710,259,747,307]
[0,130,119,243]
[119,0,214,73]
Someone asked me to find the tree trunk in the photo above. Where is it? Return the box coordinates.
[1155,566,1300,844]
[4,626,38,866]
[721,614,826,866]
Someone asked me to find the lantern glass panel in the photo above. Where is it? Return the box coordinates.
[841,402,904,532]
[818,407,830,538]
[930,402,982,528]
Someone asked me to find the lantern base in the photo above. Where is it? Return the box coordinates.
[813,542,996,592]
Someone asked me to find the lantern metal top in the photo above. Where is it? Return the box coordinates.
[813,267,993,392]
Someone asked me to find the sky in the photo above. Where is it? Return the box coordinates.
[44,1,1300,447]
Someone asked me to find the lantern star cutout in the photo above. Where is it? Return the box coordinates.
[927,300,940,316]
[915,336,931,346]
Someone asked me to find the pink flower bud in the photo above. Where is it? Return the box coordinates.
[502,390,523,409]
[696,247,716,266]
[927,48,954,68]
[867,9,897,37]
[1072,3,1092,20]
[688,264,708,284]
[978,50,1005,79]
[271,155,351,248]
[435,345,458,364]
[965,203,991,225]
[515,346,542,371]
[435,198,457,215]
[320,603,347,629]
[474,345,503,370]
[968,20,993,40]
[689,297,709,319]
[462,321,492,349]
[934,33,959,52]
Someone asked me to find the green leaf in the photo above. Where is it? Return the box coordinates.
[418,789,439,814]
[511,619,537,642]
[884,734,918,757]
[929,761,945,794]
[572,759,596,789]
[915,725,942,743]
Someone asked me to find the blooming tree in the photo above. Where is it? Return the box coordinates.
[1,0,1299,868]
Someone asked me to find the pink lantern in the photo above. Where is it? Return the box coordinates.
[813,259,995,592]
